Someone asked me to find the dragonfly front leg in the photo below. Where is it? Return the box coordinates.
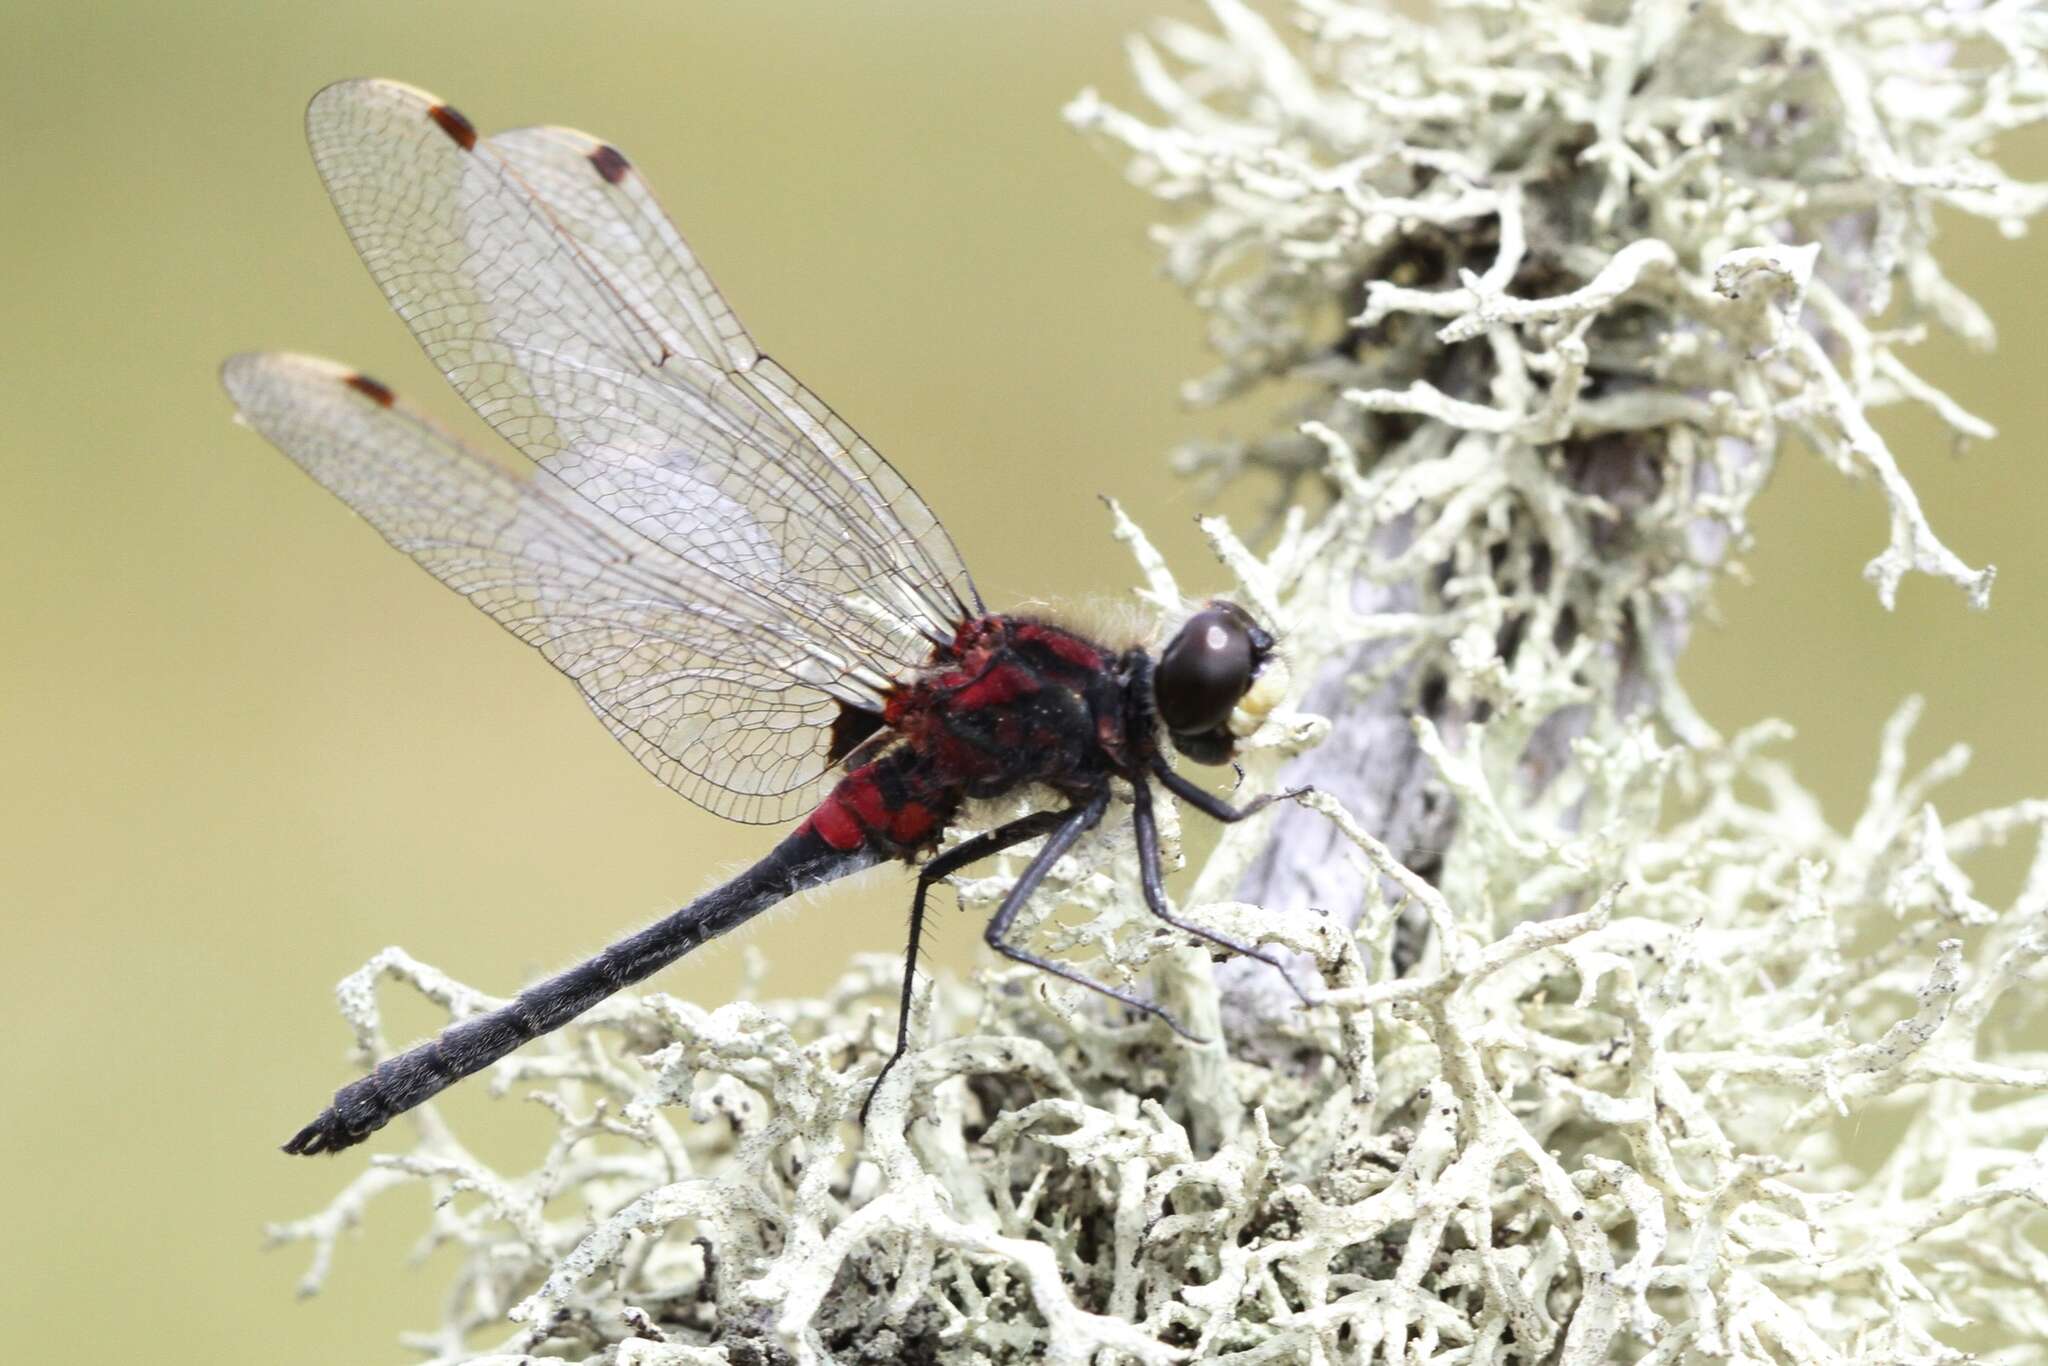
[981,791,1205,1045]
[1130,778,1313,1005]
[1149,753,1313,824]
[861,808,1070,1125]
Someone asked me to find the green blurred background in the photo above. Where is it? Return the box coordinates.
[1,2,2041,1360]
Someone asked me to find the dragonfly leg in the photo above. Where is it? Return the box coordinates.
[1149,753,1313,825]
[861,808,1070,1125]
[982,791,1206,1045]
[1131,779,1314,1006]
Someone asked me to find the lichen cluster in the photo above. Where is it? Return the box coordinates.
[273,2,2048,1362]
[1072,0,2033,621]
[274,698,2048,1363]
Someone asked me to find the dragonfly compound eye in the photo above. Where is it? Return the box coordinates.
[1156,602,1273,761]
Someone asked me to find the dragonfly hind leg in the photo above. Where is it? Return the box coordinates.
[861,807,1070,1125]
[861,787,1227,1127]
[980,791,1207,1046]
[1130,778,1313,1006]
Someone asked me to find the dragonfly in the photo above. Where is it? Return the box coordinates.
[226,78,1308,1156]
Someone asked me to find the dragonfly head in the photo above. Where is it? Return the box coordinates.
[1154,600,1284,765]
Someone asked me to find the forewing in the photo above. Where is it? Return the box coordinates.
[222,351,863,825]
[302,78,978,681]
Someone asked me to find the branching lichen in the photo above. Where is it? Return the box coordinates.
[273,2,2048,1361]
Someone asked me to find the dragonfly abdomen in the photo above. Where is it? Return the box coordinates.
[799,749,959,855]
[282,825,878,1154]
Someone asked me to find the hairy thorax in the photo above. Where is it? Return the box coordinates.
[803,616,1143,857]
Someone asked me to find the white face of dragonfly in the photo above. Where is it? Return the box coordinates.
[1228,651,1290,739]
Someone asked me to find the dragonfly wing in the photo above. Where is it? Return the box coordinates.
[480,123,760,372]
[484,123,976,625]
[302,78,978,681]
[222,351,872,826]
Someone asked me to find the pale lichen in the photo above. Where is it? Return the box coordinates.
[273,2,2048,1361]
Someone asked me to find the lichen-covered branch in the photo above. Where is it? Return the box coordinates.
[272,3,2048,1362]
[275,703,2048,1361]
[1067,0,2035,1026]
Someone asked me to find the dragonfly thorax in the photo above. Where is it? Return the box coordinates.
[884,615,1129,801]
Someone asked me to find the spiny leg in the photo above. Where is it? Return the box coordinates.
[1130,778,1313,1006]
[982,791,1205,1045]
[862,808,1069,1125]
[1150,753,1313,825]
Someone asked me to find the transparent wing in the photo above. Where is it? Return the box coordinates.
[301,77,980,683]
[222,352,878,825]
